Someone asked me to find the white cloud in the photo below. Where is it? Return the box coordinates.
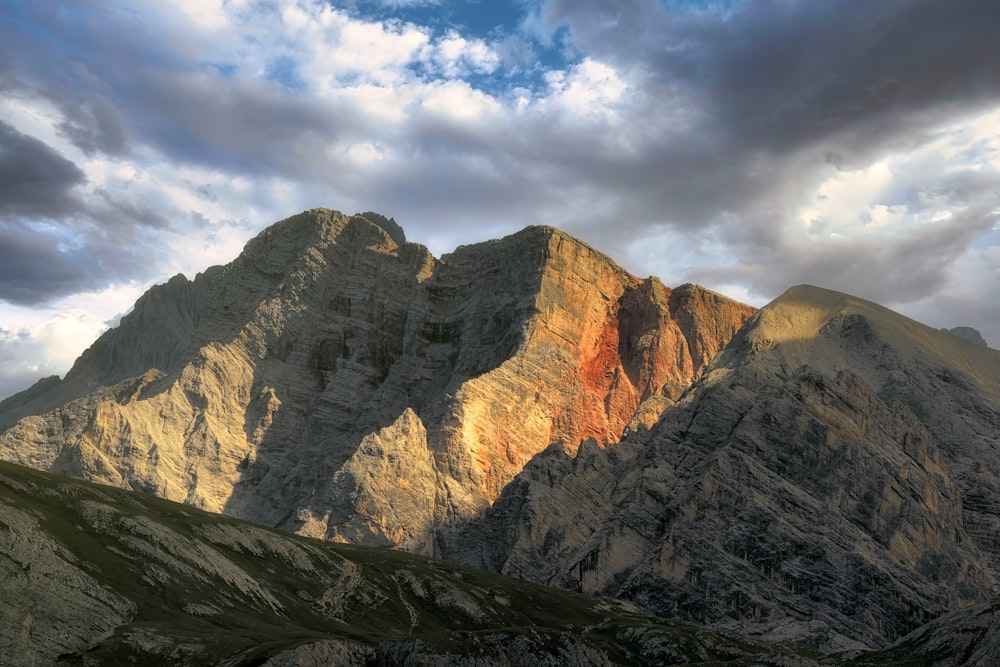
[431,31,501,77]
[0,283,148,399]
[420,80,502,121]
[168,0,231,31]
[538,58,628,122]
[277,4,431,90]
[791,108,1000,250]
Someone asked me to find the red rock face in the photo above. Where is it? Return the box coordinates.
[465,284,1000,652]
[524,236,756,453]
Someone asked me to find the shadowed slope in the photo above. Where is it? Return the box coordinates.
[451,285,1000,651]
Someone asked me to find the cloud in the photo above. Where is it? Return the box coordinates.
[56,94,131,157]
[515,0,1000,232]
[0,120,85,218]
[430,30,500,77]
[1,0,1000,399]
[0,283,146,400]
[0,223,96,305]
[0,120,173,304]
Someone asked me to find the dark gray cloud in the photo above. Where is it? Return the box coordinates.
[528,0,1000,222]
[126,72,365,177]
[0,121,86,218]
[0,222,100,304]
[0,119,169,304]
[0,210,165,306]
[545,0,1000,148]
[56,94,131,157]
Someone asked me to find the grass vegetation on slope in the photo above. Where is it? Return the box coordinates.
[0,460,821,666]
[3,459,998,665]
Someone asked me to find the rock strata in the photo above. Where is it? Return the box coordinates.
[847,596,1000,666]
[2,457,993,665]
[0,209,754,554]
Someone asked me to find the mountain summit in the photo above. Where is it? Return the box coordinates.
[0,209,754,554]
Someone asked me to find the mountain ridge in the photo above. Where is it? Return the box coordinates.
[1,458,828,666]
[4,456,1000,666]
[0,209,755,555]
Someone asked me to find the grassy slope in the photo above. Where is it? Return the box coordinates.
[0,460,819,666]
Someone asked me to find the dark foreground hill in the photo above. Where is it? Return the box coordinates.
[0,459,821,666]
[4,458,1000,666]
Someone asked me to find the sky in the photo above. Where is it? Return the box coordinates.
[1,0,999,400]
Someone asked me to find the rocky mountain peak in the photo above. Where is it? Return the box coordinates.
[236,208,417,271]
[356,210,406,246]
[0,208,755,554]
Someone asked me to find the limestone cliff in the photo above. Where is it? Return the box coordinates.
[848,596,1000,665]
[449,285,1000,651]
[0,209,754,553]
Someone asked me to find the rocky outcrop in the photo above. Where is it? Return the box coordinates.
[449,285,1000,651]
[0,209,754,554]
[0,459,823,666]
[942,325,988,347]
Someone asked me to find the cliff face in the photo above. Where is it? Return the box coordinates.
[0,209,754,553]
[0,270,219,431]
[449,285,1000,651]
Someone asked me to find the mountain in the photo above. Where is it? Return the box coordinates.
[4,210,999,655]
[445,285,1000,651]
[845,596,1000,666]
[0,209,754,555]
[0,459,824,666]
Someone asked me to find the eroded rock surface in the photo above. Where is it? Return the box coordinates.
[847,596,1000,666]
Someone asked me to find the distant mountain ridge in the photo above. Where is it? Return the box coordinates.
[2,209,999,654]
[942,325,989,347]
